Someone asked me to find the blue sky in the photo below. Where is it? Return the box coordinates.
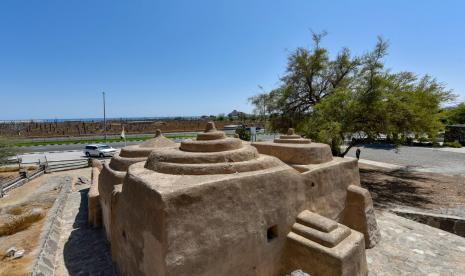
[1,0,464,120]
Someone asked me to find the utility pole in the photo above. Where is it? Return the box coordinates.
[103,91,107,141]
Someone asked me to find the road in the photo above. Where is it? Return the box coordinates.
[17,139,465,176]
[17,133,278,153]
[345,144,465,175]
[18,141,142,153]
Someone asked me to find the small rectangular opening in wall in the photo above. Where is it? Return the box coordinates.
[267,225,278,242]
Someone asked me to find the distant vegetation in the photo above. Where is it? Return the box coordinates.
[441,103,465,125]
[0,137,19,164]
[0,119,256,139]
[250,32,455,156]
[443,140,462,148]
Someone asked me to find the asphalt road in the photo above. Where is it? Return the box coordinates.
[18,139,465,176]
[345,144,465,175]
[18,141,143,153]
[17,133,278,153]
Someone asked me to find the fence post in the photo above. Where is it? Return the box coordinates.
[19,169,28,179]
[44,156,49,173]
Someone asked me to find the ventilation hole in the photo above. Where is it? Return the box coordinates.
[311,182,315,187]
[122,230,126,240]
[267,225,278,242]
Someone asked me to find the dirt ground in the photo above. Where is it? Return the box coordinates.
[359,163,465,210]
[0,167,39,184]
[0,168,90,276]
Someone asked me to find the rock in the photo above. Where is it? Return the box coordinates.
[290,269,310,276]
[5,247,17,257]
[12,249,25,259]
[5,247,25,259]
[77,176,90,185]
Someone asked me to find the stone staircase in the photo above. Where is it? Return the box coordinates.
[288,210,352,248]
[286,210,367,276]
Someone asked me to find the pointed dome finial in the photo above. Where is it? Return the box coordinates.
[287,128,295,135]
[205,121,217,133]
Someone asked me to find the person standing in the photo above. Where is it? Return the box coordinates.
[355,148,361,160]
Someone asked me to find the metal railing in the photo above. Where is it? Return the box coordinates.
[0,158,94,197]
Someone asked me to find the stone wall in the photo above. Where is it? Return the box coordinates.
[392,209,465,238]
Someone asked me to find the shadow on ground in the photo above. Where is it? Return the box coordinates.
[63,188,114,275]
[360,167,433,209]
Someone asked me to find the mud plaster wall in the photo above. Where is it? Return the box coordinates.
[98,163,125,239]
[110,158,361,276]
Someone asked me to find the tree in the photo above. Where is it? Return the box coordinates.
[217,113,226,121]
[442,103,465,125]
[250,33,454,156]
[301,73,452,156]
[0,137,19,165]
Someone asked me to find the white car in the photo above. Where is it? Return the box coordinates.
[84,144,117,158]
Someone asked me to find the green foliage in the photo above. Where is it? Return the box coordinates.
[443,140,462,148]
[217,113,226,121]
[0,137,20,165]
[235,126,251,141]
[250,33,454,156]
[14,135,196,147]
[442,103,465,125]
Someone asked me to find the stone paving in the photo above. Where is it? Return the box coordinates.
[54,183,114,276]
[367,211,465,275]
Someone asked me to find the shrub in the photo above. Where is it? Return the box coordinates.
[235,126,251,141]
[443,140,462,148]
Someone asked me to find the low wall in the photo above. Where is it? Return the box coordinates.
[31,177,73,275]
[392,209,465,238]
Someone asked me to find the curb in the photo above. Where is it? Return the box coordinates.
[21,150,83,155]
[391,208,465,238]
[358,159,405,170]
[31,176,73,276]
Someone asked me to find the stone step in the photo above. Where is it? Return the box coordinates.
[291,222,351,248]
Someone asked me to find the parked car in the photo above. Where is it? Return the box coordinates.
[84,144,117,158]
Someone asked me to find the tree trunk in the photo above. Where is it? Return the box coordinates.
[339,142,356,157]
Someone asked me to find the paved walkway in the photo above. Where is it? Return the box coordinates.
[367,211,465,275]
[54,183,114,276]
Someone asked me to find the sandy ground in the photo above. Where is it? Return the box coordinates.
[0,168,91,276]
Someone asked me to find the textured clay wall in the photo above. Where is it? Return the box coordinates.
[110,157,361,276]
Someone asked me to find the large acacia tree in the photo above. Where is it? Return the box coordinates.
[250,33,454,156]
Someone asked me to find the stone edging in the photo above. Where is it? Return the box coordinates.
[392,208,465,238]
[30,176,73,276]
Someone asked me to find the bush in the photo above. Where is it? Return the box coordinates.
[443,140,462,148]
[235,126,251,141]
